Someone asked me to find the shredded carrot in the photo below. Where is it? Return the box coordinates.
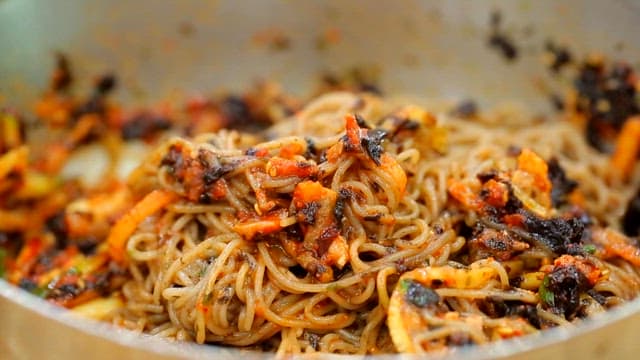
[34,94,73,127]
[210,179,227,199]
[37,143,69,174]
[610,116,640,181]
[293,180,329,204]
[56,289,100,308]
[592,228,640,266]
[0,209,31,232]
[278,142,305,159]
[266,157,318,178]
[9,238,44,283]
[233,218,282,240]
[68,114,100,146]
[448,179,482,211]
[379,153,407,196]
[233,210,285,240]
[567,188,586,208]
[516,148,551,194]
[344,114,361,148]
[0,145,28,180]
[481,179,509,208]
[107,189,178,262]
[325,141,343,163]
[1,113,23,149]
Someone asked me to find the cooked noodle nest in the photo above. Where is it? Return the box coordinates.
[110,91,640,354]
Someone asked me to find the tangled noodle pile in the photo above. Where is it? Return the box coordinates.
[2,55,640,354]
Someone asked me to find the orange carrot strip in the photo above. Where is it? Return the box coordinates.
[9,237,44,283]
[344,114,361,148]
[517,148,551,194]
[379,153,407,195]
[448,179,482,211]
[232,209,287,241]
[0,209,31,232]
[0,145,28,180]
[68,114,99,146]
[233,218,282,241]
[592,228,640,266]
[292,180,328,204]
[610,117,640,181]
[266,157,318,178]
[107,189,178,262]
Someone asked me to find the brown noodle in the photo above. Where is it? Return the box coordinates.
[110,91,640,354]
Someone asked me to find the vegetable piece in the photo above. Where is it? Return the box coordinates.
[361,128,387,166]
[547,158,578,207]
[610,116,640,181]
[344,114,361,150]
[379,153,407,196]
[1,113,23,151]
[539,255,601,317]
[513,149,552,209]
[540,256,597,317]
[592,227,640,266]
[14,171,59,199]
[583,244,597,255]
[388,264,515,353]
[0,145,28,180]
[538,275,555,307]
[285,180,349,282]
[265,156,318,178]
[404,265,499,290]
[0,209,31,232]
[448,179,483,211]
[72,296,123,320]
[481,179,509,208]
[232,210,286,240]
[107,189,178,262]
[9,238,45,284]
[519,271,545,290]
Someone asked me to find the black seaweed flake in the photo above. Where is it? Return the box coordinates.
[623,188,640,236]
[304,137,317,158]
[361,128,387,166]
[355,114,370,129]
[202,163,234,185]
[334,188,352,226]
[221,96,252,128]
[452,99,478,118]
[520,210,585,254]
[404,279,440,308]
[574,61,639,152]
[545,41,573,73]
[543,265,591,318]
[96,73,117,95]
[488,10,518,61]
[547,158,578,207]
[121,113,172,140]
[73,73,118,117]
[52,53,73,92]
[299,202,320,225]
